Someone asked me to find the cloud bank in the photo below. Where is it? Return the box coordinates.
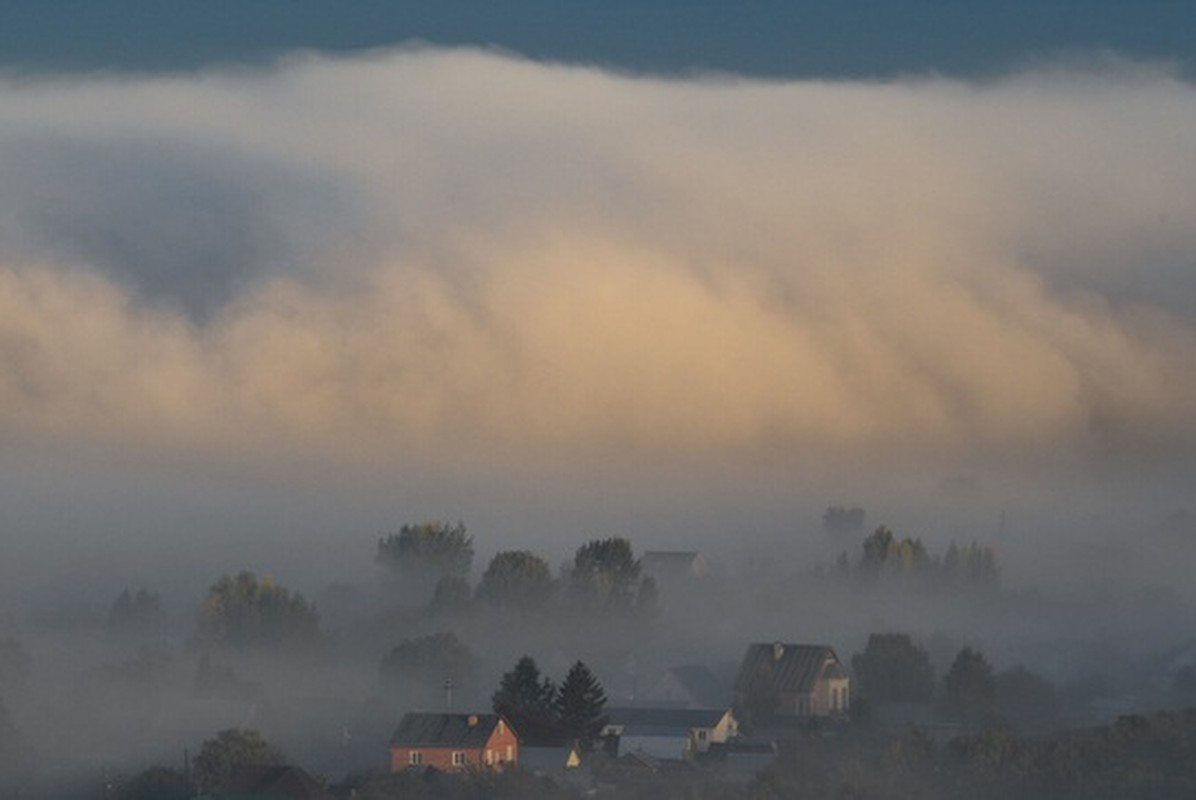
[1,50,1194,474]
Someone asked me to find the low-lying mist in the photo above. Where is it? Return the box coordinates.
[0,45,1194,797]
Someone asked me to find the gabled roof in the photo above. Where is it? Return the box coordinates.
[390,713,508,748]
[734,643,845,694]
[605,707,731,730]
[221,765,333,800]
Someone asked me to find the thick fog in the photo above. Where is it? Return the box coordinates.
[0,47,1195,796]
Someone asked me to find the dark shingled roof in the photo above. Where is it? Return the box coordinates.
[605,707,730,730]
[734,643,845,694]
[391,713,505,748]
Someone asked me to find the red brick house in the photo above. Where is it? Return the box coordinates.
[390,713,519,772]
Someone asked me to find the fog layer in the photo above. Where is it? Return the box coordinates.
[1,51,1194,471]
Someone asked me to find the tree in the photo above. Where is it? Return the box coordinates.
[852,633,934,705]
[195,571,320,649]
[113,766,188,800]
[193,729,284,792]
[108,588,166,635]
[476,550,554,610]
[566,537,642,614]
[943,647,996,722]
[823,506,866,537]
[942,542,999,588]
[380,632,478,704]
[376,521,473,581]
[860,526,930,576]
[634,575,660,618]
[861,526,897,569]
[994,665,1059,726]
[429,575,472,615]
[555,661,608,750]
[492,656,558,745]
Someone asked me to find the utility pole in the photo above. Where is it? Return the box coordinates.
[444,678,454,711]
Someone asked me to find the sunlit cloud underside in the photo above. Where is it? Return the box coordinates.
[1,49,1194,470]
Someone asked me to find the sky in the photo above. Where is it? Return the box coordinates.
[1,4,1195,609]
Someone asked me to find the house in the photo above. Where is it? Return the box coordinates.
[219,765,334,799]
[602,707,738,761]
[389,713,518,772]
[643,664,729,709]
[640,551,710,584]
[733,642,850,721]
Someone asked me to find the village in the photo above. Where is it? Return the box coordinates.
[5,521,1196,800]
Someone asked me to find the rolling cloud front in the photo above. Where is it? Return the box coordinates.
[0,48,1194,561]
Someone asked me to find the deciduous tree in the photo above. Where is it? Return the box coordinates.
[380,631,478,703]
[943,647,996,721]
[476,550,554,610]
[195,571,320,650]
[193,729,283,792]
[376,521,473,581]
[823,506,866,537]
[852,633,934,705]
[566,537,642,614]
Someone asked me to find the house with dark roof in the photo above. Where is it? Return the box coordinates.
[601,706,738,761]
[733,642,850,722]
[389,713,518,773]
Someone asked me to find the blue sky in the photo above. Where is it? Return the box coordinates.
[3,0,1195,77]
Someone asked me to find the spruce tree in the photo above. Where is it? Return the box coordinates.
[555,661,608,750]
[492,656,558,745]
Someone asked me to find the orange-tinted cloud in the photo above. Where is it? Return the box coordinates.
[0,50,1193,471]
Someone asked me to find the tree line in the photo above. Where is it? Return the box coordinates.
[376,522,659,618]
[834,525,999,588]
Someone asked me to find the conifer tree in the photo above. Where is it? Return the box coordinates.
[492,656,558,745]
[555,660,608,750]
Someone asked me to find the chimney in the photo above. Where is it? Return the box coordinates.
[773,642,784,661]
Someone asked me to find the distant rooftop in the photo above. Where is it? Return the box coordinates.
[605,706,730,730]
[734,643,845,694]
[391,712,506,748]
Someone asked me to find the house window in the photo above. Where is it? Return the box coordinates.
[697,730,707,742]
[506,745,513,762]
[409,751,423,766]
[485,749,493,765]
[452,752,466,766]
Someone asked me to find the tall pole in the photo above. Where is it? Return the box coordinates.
[445,678,454,711]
